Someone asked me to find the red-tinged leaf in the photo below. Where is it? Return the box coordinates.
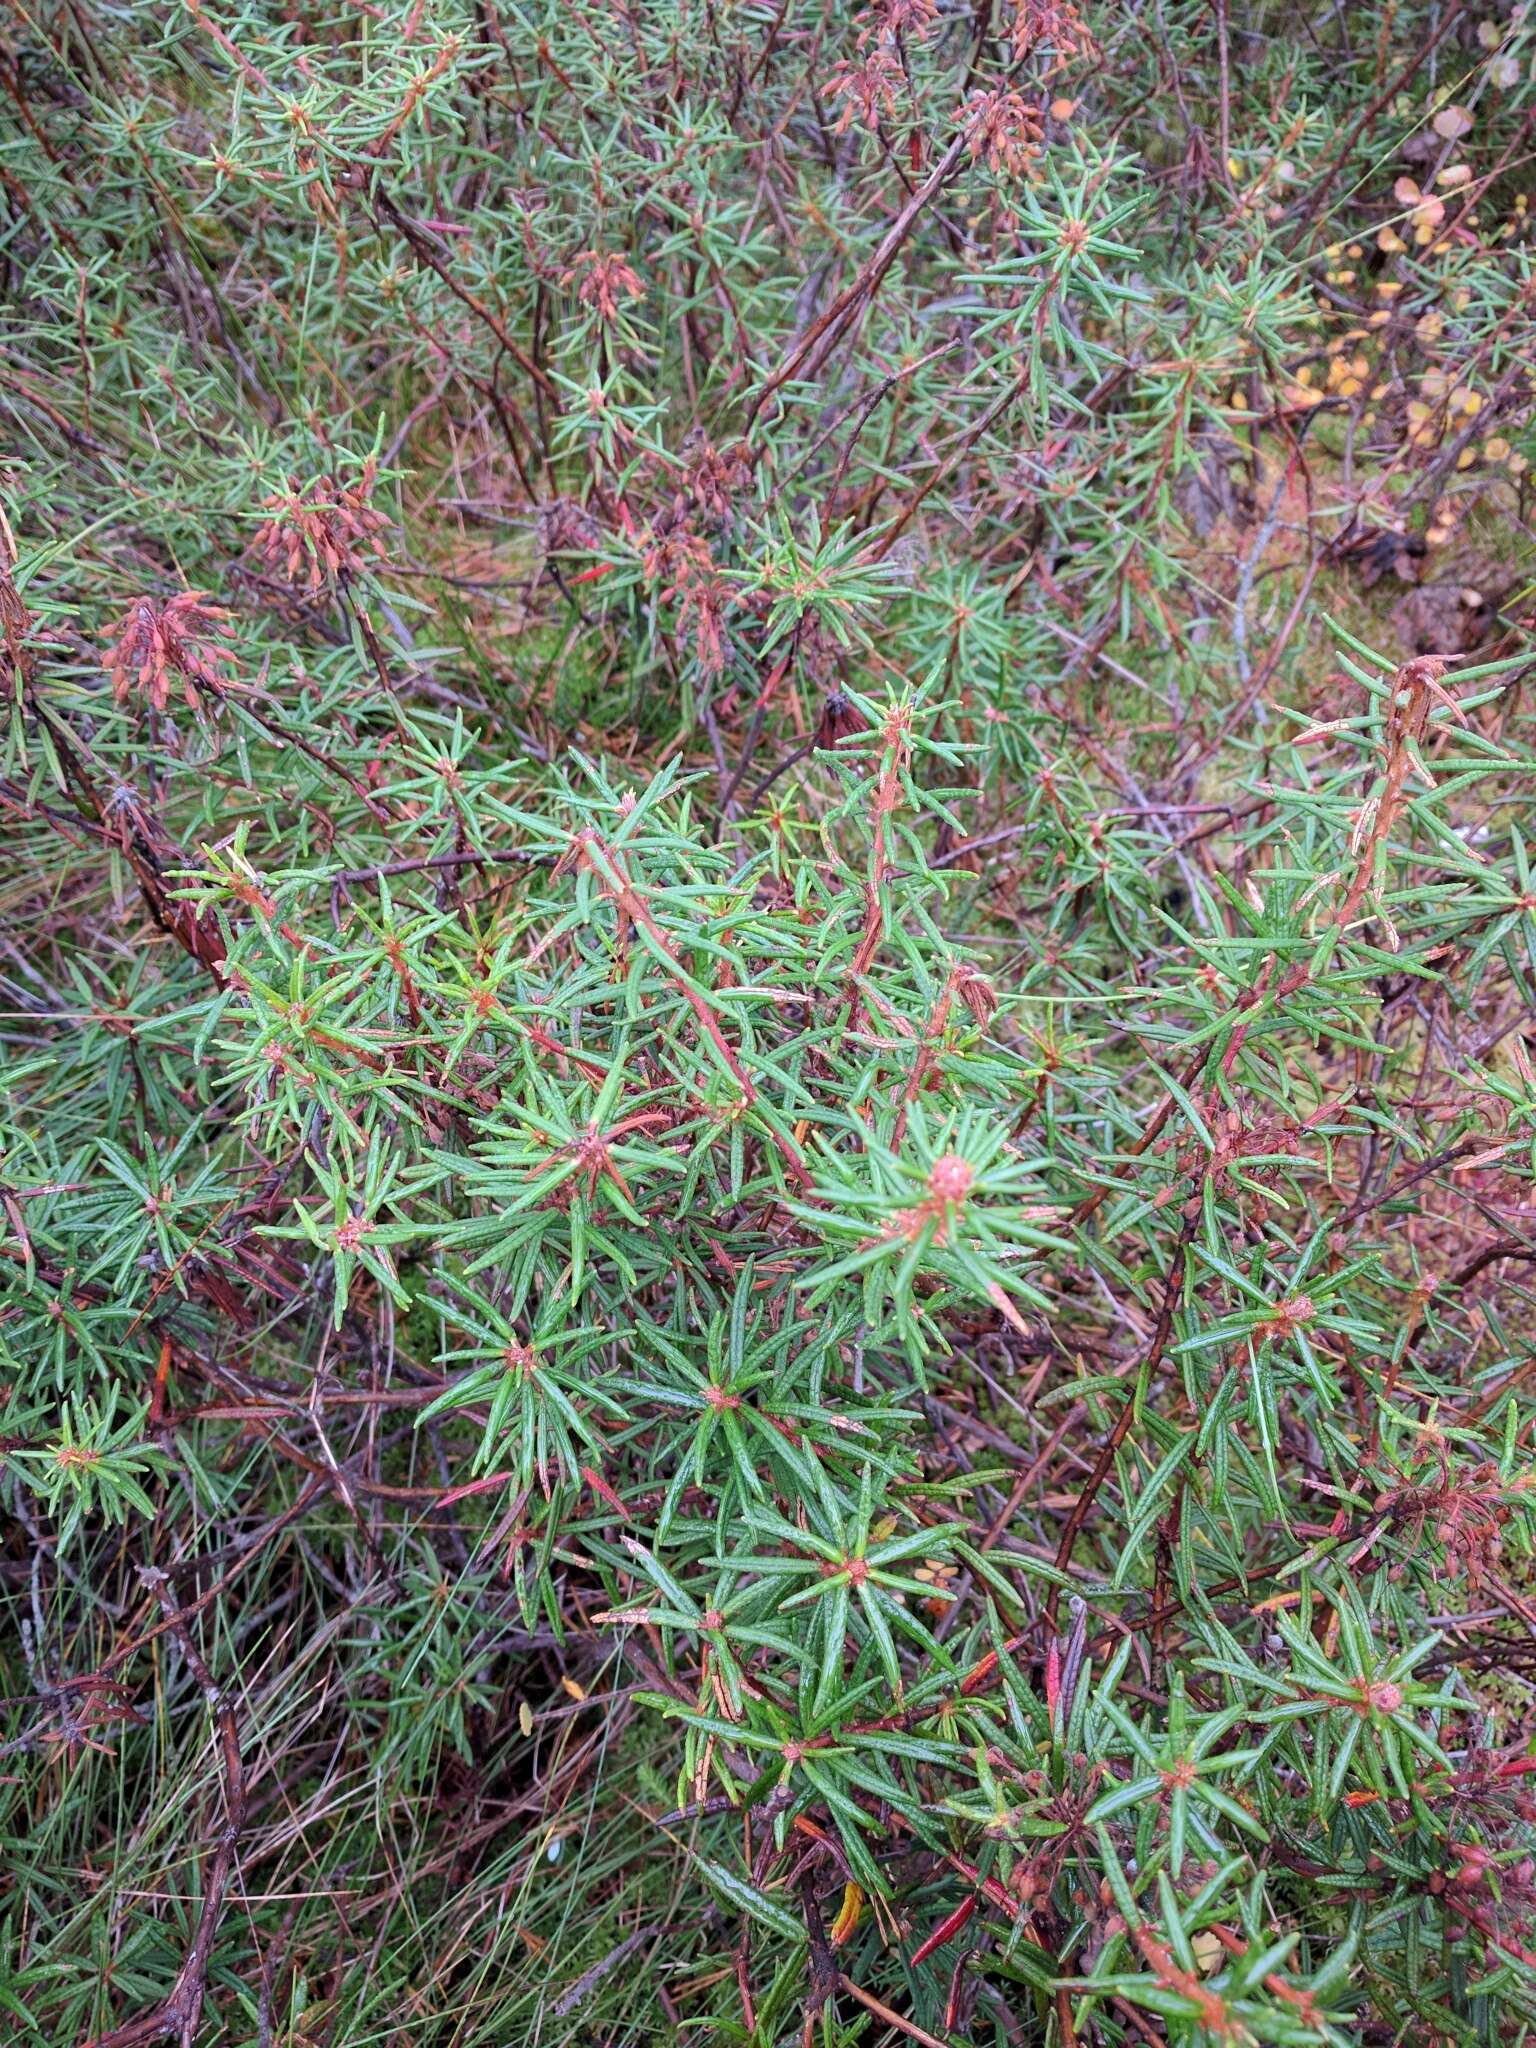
[436,1469,514,1508]
[958,1650,999,1697]
[986,1279,1031,1336]
[582,1464,630,1519]
[911,1892,976,1966]
[751,652,792,714]
[945,1946,970,2033]
[148,1335,173,1426]
[944,1854,1021,1918]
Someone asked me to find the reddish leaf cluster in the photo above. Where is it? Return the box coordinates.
[103,591,237,714]
[252,461,391,589]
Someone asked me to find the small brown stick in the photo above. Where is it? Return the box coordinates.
[566,828,810,1185]
[1043,1201,1199,1626]
[838,1973,955,2048]
[799,1876,840,2035]
[1335,656,1454,934]
[748,119,980,428]
[373,188,559,402]
[1068,1041,1207,1229]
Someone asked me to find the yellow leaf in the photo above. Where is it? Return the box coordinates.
[831,1883,864,1946]
[1192,1929,1226,1974]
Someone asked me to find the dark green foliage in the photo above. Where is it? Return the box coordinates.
[3,0,1536,2043]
